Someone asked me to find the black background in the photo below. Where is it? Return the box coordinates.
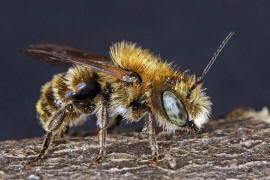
[0,1,269,140]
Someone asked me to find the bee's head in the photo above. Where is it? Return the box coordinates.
[151,75,211,132]
[151,32,234,132]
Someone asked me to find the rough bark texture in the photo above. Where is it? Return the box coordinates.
[1,107,270,179]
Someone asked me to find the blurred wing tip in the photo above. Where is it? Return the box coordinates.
[18,48,31,54]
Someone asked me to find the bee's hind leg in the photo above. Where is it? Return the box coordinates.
[24,131,55,168]
[60,125,70,137]
[25,104,74,168]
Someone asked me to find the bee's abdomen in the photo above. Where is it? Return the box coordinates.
[43,82,60,111]
[52,73,70,104]
[36,66,103,129]
[65,65,100,94]
[36,72,70,125]
[36,82,58,125]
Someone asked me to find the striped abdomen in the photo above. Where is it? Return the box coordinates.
[36,66,101,131]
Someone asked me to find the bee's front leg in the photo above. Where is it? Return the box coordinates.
[146,111,159,166]
[92,98,108,165]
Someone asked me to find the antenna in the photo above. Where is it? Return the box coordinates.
[186,31,235,99]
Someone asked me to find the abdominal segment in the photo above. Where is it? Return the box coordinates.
[36,66,101,132]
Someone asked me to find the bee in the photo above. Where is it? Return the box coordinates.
[19,32,234,167]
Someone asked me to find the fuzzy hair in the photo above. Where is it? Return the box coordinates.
[37,41,212,134]
[110,42,181,84]
[36,81,53,126]
[37,71,94,132]
[51,73,69,104]
[109,41,212,132]
[65,65,96,93]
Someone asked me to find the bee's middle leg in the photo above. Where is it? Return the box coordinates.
[92,99,108,165]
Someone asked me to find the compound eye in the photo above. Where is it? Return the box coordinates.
[162,91,188,127]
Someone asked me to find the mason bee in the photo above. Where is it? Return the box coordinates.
[20,32,234,167]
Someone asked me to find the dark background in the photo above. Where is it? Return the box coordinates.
[0,1,269,140]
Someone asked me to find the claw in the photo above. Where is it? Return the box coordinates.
[94,155,104,164]
[88,155,105,167]
[149,156,158,167]
[23,157,40,169]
